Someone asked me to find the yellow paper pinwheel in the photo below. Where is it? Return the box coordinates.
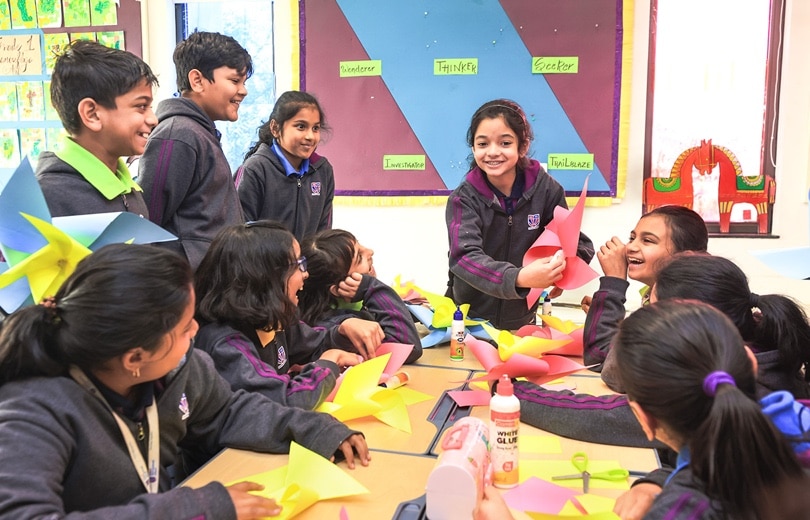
[230,442,369,519]
[481,322,571,361]
[0,213,91,304]
[317,354,412,433]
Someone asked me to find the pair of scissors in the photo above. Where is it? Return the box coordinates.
[551,452,629,494]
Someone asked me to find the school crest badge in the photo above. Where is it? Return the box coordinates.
[527,213,540,230]
[277,344,288,369]
[178,393,190,420]
[311,182,322,196]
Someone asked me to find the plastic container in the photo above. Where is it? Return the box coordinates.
[450,306,466,361]
[425,417,491,520]
[490,374,520,488]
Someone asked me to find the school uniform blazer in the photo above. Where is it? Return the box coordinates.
[195,321,340,410]
[582,275,632,370]
[0,347,359,519]
[138,98,244,270]
[236,142,334,242]
[445,159,594,330]
[36,152,149,218]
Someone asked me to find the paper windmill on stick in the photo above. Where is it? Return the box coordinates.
[230,442,369,520]
[392,277,493,346]
[0,158,176,313]
[523,177,598,309]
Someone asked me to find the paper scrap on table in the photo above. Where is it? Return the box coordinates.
[448,389,491,407]
[502,477,578,514]
[520,435,562,454]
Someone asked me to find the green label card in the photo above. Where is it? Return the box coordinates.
[339,60,382,77]
[383,155,426,170]
[532,57,579,74]
[547,153,594,170]
[434,58,478,75]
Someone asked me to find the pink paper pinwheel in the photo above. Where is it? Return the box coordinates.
[466,334,586,386]
[523,178,598,308]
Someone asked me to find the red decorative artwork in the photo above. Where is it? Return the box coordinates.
[643,139,776,234]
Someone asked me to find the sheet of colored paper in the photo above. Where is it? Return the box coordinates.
[502,477,578,514]
[448,389,491,407]
[63,0,90,26]
[519,435,562,454]
[89,0,116,25]
[36,0,63,27]
[10,0,36,28]
[0,1,11,30]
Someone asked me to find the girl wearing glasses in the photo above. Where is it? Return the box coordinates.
[194,220,384,410]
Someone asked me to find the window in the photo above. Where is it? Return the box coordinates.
[643,0,784,235]
[175,1,275,171]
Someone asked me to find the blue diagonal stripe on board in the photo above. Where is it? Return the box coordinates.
[335,0,608,192]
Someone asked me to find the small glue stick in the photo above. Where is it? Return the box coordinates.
[451,305,466,361]
[381,371,410,389]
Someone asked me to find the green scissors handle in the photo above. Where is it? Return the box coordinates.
[551,452,629,493]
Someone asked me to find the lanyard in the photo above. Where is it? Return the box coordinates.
[69,366,160,493]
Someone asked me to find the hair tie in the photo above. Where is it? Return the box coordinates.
[749,292,760,307]
[40,296,61,325]
[703,371,736,397]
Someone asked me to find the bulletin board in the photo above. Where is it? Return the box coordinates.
[0,0,142,174]
[301,0,631,200]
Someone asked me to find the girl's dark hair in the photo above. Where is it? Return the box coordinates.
[644,205,709,253]
[244,91,330,160]
[466,99,533,171]
[615,301,803,517]
[298,229,357,325]
[0,244,192,384]
[195,220,298,332]
[655,253,810,389]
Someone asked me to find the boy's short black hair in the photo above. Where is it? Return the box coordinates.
[50,40,159,135]
[173,31,254,93]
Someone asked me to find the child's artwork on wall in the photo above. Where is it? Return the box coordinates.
[301,0,631,200]
[0,0,140,175]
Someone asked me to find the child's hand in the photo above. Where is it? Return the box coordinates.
[338,318,384,359]
[319,349,364,368]
[581,295,593,313]
[516,254,565,289]
[332,433,371,469]
[613,482,661,520]
[226,481,282,519]
[335,272,363,301]
[597,237,628,279]
[473,484,514,520]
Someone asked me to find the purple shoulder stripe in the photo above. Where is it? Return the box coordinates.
[147,140,174,224]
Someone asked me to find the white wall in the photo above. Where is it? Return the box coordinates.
[141,0,810,311]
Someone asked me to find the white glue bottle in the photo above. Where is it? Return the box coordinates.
[490,374,520,488]
[540,290,552,316]
[450,305,466,361]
